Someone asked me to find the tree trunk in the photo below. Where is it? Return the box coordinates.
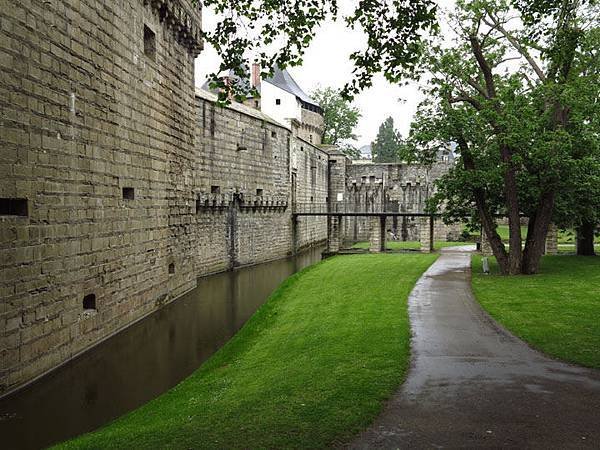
[457,136,510,274]
[522,191,555,274]
[503,155,523,275]
[576,221,596,256]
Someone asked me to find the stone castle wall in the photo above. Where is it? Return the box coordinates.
[343,162,462,243]
[194,90,326,273]
[0,0,457,396]
[298,108,325,145]
[291,139,329,250]
[0,0,203,393]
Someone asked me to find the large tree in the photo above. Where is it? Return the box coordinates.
[409,0,599,274]
[311,87,361,157]
[372,117,404,162]
[555,25,600,256]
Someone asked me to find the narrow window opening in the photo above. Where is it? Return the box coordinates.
[168,263,175,274]
[310,196,314,202]
[0,198,28,216]
[211,185,220,194]
[122,187,135,200]
[275,99,281,105]
[83,294,96,311]
[256,188,263,196]
[144,25,156,60]
[309,134,313,143]
[237,130,248,151]
[271,131,277,138]
[254,100,259,108]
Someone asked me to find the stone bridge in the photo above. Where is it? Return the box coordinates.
[292,202,438,254]
[293,202,560,256]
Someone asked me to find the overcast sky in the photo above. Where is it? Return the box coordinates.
[194,1,454,148]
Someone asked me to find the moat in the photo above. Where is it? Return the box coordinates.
[0,247,324,450]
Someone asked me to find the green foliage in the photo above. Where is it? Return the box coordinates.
[409,0,600,273]
[472,255,600,368]
[337,143,362,159]
[56,254,437,449]
[194,0,438,102]
[371,117,412,163]
[311,87,361,157]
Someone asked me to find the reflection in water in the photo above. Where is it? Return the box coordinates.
[0,247,324,450]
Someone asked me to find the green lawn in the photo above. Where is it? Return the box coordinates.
[56,253,437,449]
[496,225,599,244]
[472,255,600,368]
[495,225,528,241]
[557,244,600,254]
[351,241,470,251]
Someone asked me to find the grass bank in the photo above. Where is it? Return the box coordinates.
[351,241,470,251]
[57,253,437,449]
[472,255,600,368]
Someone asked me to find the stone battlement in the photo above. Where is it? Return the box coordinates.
[146,0,203,56]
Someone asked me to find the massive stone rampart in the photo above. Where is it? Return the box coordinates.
[194,89,327,274]
[0,0,202,394]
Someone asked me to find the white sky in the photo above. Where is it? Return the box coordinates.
[194,1,454,148]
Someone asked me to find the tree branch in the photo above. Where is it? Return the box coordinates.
[468,35,497,98]
[449,94,483,111]
[483,14,547,82]
[465,77,489,99]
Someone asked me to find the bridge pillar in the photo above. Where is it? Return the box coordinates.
[545,223,558,255]
[327,215,342,254]
[419,216,435,253]
[369,215,386,252]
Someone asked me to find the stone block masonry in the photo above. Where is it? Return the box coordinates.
[0,0,202,394]
[0,0,455,396]
[194,90,328,274]
[343,161,461,244]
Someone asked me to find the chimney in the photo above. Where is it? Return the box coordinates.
[251,63,261,89]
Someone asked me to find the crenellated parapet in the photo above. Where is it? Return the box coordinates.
[145,0,203,56]
[196,192,289,212]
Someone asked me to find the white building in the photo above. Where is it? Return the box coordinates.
[202,66,325,145]
[255,68,324,145]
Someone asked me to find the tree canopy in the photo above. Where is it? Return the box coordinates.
[371,117,406,163]
[194,0,438,101]
[409,0,599,273]
[311,87,361,157]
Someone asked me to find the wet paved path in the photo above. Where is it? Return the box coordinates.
[351,247,600,449]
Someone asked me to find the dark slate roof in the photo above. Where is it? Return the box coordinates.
[264,68,320,110]
[201,67,321,112]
